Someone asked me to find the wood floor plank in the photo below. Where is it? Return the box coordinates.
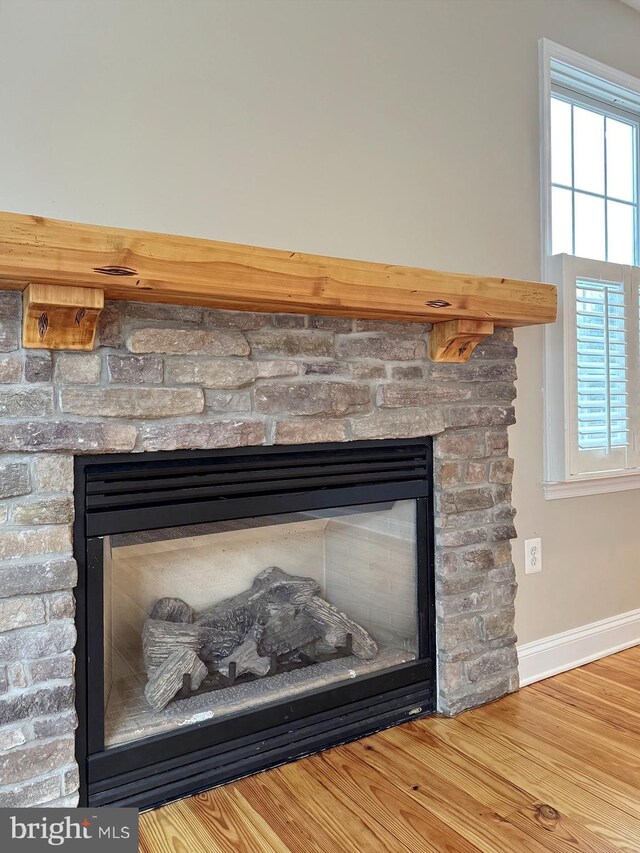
[309,744,481,852]
[342,733,551,852]
[139,788,289,853]
[232,761,405,853]
[140,646,640,853]
[505,803,619,853]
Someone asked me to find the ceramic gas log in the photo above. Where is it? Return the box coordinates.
[141,567,378,710]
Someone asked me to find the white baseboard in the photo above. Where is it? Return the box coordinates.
[518,608,640,686]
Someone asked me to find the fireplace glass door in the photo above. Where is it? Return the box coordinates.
[103,500,418,747]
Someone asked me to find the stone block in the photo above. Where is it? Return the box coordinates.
[481,608,516,641]
[441,672,518,716]
[0,597,46,632]
[0,558,77,599]
[140,420,265,451]
[0,737,75,786]
[0,776,61,808]
[24,352,53,383]
[206,309,269,330]
[0,725,27,751]
[0,463,31,499]
[63,765,80,795]
[485,429,509,456]
[447,406,516,428]
[125,303,204,324]
[248,330,333,357]
[0,527,71,561]
[0,389,53,418]
[54,354,101,384]
[472,341,518,360]
[351,362,387,380]
[489,458,514,484]
[32,456,74,493]
[204,391,251,413]
[0,293,20,352]
[8,663,26,689]
[437,573,484,596]
[308,316,353,332]
[29,654,75,684]
[0,684,74,726]
[0,622,76,662]
[438,661,466,694]
[274,420,347,445]
[45,592,75,620]
[492,582,518,608]
[272,315,306,328]
[337,335,425,361]
[12,497,74,526]
[378,384,472,407]
[61,387,203,418]
[466,646,518,684]
[475,382,516,402]
[0,667,6,693]
[96,302,124,348]
[129,328,249,356]
[32,709,77,739]
[430,362,517,383]
[165,359,255,389]
[255,360,299,378]
[302,361,349,376]
[434,432,486,460]
[439,528,488,548]
[436,461,461,487]
[437,588,493,619]
[0,422,137,453]
[438,616,481,652]
[350,409,445,440]
[255,382,369,417]
[465,462,486,484]
[353,319,431,334]
[438,487,494,514]
[460,547,496,571]
[490,523,518,542]
[107,355,163,385]
[391,365,426,380]
[0,354,22,384]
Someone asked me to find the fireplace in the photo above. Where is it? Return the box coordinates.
[73,438,435,808]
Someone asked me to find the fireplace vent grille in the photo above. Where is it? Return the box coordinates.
[85,441,429,509]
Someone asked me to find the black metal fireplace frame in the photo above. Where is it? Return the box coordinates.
[73,437,436,809]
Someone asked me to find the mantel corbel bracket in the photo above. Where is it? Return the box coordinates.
[23,283,104,351]
[429,319,495,363]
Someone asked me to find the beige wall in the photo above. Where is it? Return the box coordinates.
[1,0,639,644]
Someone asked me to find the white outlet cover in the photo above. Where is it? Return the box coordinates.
[524,537,542,574]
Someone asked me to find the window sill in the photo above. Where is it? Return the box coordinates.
[544,471,640,500]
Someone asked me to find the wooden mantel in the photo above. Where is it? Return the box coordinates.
[0,212,556,361]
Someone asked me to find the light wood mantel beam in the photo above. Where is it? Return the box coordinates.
[0,212,557,358]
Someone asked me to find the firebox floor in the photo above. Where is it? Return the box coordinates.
[105,645,414,747]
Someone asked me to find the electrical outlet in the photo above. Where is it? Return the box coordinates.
[524,537,542,574]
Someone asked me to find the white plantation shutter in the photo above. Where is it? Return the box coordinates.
[575,278,628,452]
[561,256,640,477]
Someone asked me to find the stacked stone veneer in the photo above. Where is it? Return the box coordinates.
[0,291,518,807]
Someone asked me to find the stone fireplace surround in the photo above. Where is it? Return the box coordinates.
[0,291,518,808]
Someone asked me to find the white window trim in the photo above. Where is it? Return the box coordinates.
[540,40,640,498]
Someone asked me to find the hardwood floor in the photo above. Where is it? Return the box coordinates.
[139,645,640,852]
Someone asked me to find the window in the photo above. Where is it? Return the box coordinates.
[550,96,638,263]
[541,41,640,497]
